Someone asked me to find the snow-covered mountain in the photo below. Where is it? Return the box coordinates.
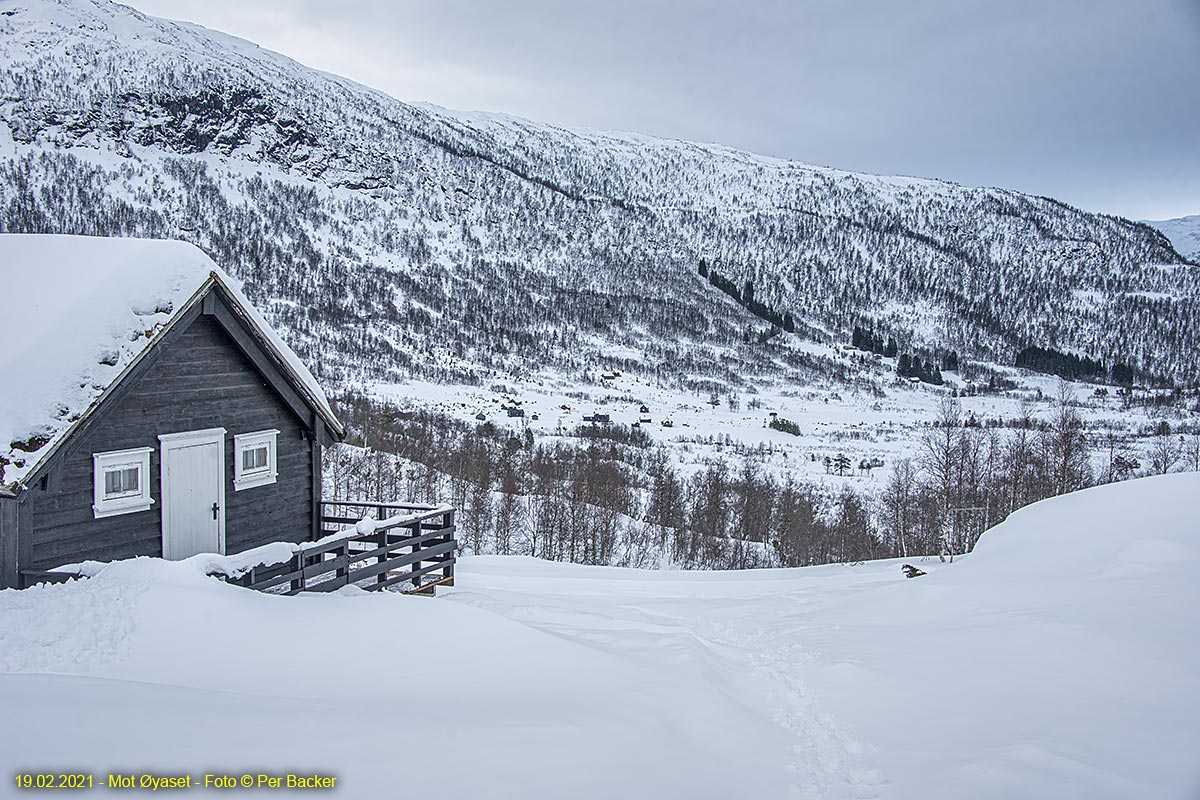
[1146,214,1200,262]
[1,0,1197,388]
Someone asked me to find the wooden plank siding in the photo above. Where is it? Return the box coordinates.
[25,311,316,573]
[0,495,19,588]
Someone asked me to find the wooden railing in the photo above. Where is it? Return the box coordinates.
[19,569,78,586]
[21,502,457,595]
[224,501,457,595]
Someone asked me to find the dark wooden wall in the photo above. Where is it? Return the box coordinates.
[0,495,19,588]
[26,313,316,571]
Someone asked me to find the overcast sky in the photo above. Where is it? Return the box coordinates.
[132,0,1200,220]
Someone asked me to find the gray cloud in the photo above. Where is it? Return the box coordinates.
[132,0,1200,219]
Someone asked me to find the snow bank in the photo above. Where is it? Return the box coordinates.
[780,473,1200,799]
[0,555,795,798]
[51,506,454,584]
[1,474,1197,798]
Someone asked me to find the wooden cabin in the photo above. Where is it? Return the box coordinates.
[0,235,348,589]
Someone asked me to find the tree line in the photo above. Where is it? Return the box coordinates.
[1015,345,1108,383]
[323,386,1198,571]
[850,325,951,385]
[699,260,796,333]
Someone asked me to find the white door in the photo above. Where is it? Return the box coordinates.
[160,428,226,560]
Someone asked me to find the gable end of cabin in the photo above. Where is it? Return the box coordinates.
[1,283,335,588]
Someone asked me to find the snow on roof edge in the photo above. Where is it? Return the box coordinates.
[0,235,341,489]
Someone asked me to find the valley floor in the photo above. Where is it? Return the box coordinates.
[371,365,1196,491]
[1,475,1198,798]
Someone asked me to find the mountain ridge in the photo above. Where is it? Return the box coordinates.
[1145,214,1200,262]
[1,0,1197,388]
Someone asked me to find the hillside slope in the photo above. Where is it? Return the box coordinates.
[1,474,1197,798]
[1147,214,1200,262]
[1,0,1197,387]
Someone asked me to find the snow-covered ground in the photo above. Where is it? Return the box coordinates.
[370,362,1192,488]
[2,474,1198,798]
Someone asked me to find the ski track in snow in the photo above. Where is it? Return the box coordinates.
[726,625,887,799]
[449,581,887,799]
[677,610,887,799]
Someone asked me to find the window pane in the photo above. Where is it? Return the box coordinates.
[105,466,139,496]
[243,445,268,471]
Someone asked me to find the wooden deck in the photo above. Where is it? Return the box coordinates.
[224,501,457,595]
[23,500,457,596]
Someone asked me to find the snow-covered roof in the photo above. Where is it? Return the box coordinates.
[0,234,341,488]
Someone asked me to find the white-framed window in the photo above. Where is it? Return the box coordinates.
[93,447,154,518]
[233,429,279,491]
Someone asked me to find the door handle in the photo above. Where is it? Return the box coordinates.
[212,502,220,520]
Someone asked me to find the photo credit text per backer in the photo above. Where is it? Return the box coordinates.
[13,772,339,791]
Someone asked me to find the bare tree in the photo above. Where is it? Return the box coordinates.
[1046,381,1092,495]
[772,478,821,566]
[493,456,524,554]
[1002,404,1036,511]
[1099,431,1140,484]
[645,455,686,563]
[920,396,961,554]
[1184,432,1200,473]
[832,486,875,563]
[733,461,775,548]
[1148,433,1182,475]
[879,458,918,557]
[464,480,493,555]
[687,462,730,568]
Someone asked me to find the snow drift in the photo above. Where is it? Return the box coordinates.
[1,473,1197,798]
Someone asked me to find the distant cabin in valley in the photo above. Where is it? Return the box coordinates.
[0,235,345,589]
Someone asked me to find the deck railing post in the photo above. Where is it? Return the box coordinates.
[377,528,388,586]
[338,540,349,588]
[441,509,456,586]
[410,520,423,590]
[295,500,460,595]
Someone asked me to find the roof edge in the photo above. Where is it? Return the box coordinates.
[2,274,218,493]
[6,271,344,493]
[208,272,345,439]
